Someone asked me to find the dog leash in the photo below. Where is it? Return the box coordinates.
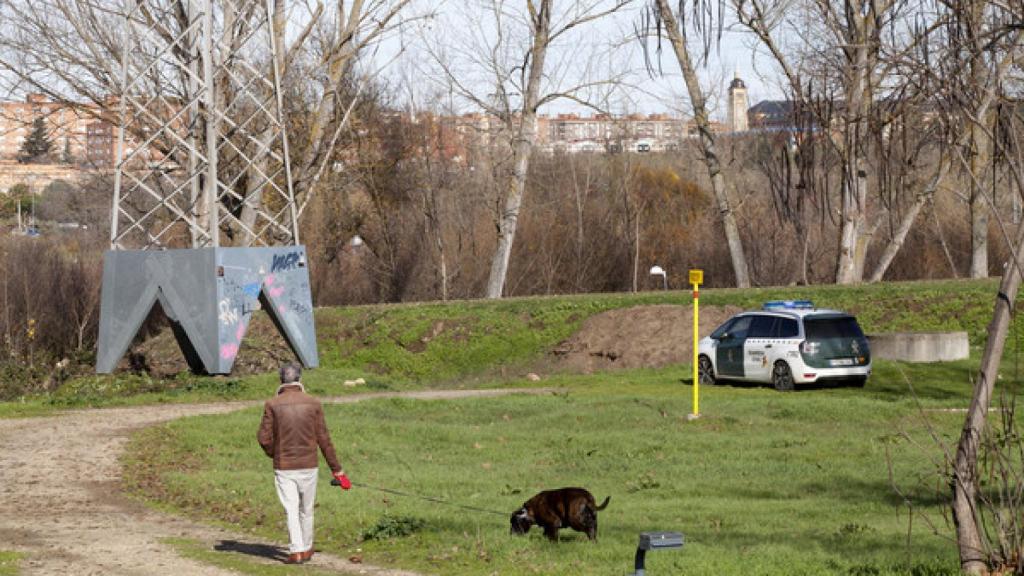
[332,479,508,517]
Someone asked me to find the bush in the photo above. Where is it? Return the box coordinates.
[360,515,426,541]
[0,236,103,399]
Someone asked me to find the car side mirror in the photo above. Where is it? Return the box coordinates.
[719,332,731,341]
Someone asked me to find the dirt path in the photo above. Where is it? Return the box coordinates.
[0,388,554,575]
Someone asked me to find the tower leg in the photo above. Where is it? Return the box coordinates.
[96,247,318,375]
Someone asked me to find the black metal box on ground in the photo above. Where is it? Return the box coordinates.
[638,531,684,550]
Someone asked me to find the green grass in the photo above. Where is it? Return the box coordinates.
[0,368,407,418]
[122,361,1019,576]
[0,552,22,576]
[3,277,1010,418]
[315,278,1006,383]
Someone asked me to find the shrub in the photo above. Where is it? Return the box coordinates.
[361,515,426,541]
[0,236,103,399]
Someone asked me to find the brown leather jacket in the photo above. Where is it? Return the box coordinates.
[257,385,342,472]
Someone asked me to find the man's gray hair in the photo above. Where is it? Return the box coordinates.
[279,362,302,384]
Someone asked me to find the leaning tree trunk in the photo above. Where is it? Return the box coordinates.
[484,0,550,299]
[952,214,1024,574]
[869,156,952,282]
[655,0,750,288]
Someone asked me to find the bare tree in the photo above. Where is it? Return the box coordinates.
[427,0,630,298]
[952,109,1024,574]
[935,0,1023,279]
[751,127,824,285]
[0,0,422,245]
[869,10,1019,282]
[735,0,1022,284]
[735,0,925,283]
[641,0,751,288]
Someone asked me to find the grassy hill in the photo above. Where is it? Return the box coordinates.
[314,278,1005,381]
[1,277,1014,416]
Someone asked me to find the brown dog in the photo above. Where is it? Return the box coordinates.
[510,487,610,541]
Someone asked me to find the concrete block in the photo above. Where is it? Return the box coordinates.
[867,332,969,363]
[96,246,318,374]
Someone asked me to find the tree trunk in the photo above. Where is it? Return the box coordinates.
[835,32,872,284]
[633,210,641,292]
[486,127,536,299]
[437,235,448,301]
[969,120,990,278]
[969,203,989,278]
[239,0,287,246]
[968,0,991,280]
[836,164,870,283]
[952,218,1024,574]
[484,0,550,299]
[869,157,952,282]
[655,0,750,288]
[240,163,265,246]
[572,156,590,292]
[791,228,809,286]
[933,202,960,278]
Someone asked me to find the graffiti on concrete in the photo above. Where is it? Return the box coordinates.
[218,299,239,325]
[270,251,302,273]
[220,343,239,360]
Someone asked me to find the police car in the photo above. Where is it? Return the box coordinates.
[697,301,871,391]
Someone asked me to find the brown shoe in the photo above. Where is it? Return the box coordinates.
[284,552,304,564]
[301,548,315,562]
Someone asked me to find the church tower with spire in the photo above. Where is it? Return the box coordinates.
[728,72,749,132]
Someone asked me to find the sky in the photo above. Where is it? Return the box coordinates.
[381,1,786,121]
[0,0,785,123]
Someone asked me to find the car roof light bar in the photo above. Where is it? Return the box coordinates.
[763,300,815,310]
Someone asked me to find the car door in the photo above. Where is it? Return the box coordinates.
[743,315,777,382]
[716,315,751,379]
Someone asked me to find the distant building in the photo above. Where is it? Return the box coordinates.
[0,94,108,164]
[85,121,116,168]
[727,74,749,132]
[538,113,724,154]
[0,94,180,170]
[748,100,798,131]
[442,111,719,155]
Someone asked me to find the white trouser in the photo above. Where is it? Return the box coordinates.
[274,468,319,554]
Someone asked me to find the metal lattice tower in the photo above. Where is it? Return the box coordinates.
[110,0,298,249]
[96,0,318,374]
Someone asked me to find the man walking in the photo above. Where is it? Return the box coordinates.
[258,363,351,564]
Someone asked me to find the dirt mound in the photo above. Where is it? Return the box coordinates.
[550,304,742,373]
[120,311,296,377]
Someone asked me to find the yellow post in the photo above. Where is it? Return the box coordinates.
[689,269,703,419]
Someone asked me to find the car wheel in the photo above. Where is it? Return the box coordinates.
[698,355,717,385]
[772,361,795,392]
[850,376,867,388]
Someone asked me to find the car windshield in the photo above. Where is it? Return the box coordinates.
[804,316,864,339]
[711,319,734,339]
